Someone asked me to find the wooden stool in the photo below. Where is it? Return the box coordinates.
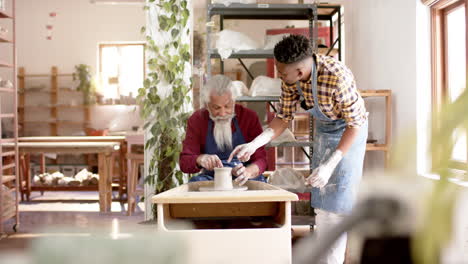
[127,153,144,216]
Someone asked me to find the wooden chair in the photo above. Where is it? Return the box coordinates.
[126,153,144,216]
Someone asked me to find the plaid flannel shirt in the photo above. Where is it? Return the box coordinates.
[277,54,367,128]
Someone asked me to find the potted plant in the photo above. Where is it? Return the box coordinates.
[73,64,97,105]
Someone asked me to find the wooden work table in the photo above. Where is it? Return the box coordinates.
[18,136,127,204]
[152,181,298,264]
[10,141,121,212]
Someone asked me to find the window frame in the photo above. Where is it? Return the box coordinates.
[427,0,468,169]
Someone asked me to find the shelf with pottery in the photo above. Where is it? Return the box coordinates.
[0,0,20,233]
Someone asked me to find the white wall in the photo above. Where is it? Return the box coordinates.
[16,0,145,73]
[344,0,430,175]
[14,0,145,135]
[416,0,432,175]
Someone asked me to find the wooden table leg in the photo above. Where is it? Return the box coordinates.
[25,153,31,201]
[119,143,126,201]
[127,159,135,216]
[19,154,26,201]
[98,152,114,212]
[107,154,114,210]
[40,153,45,173]
[98,153,108,212]
[126,142,132,198]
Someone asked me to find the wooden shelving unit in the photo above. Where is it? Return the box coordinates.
[360,89,392,167]
[17,66,90,136]
[0,0,20,233]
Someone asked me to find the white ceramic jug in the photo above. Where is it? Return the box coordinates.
[214,167,233,190]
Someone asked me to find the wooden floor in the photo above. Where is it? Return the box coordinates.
[0,191,315,260]
[0,191,148,253]
[2,188,466,263]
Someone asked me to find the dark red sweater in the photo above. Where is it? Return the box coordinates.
[180,104,267,174]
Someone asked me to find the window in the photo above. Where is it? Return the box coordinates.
[428,0,468,168]
[99,43,145,99]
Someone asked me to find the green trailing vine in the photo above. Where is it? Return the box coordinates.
[138,0,192,195]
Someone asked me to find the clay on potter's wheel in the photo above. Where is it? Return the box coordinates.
[199,167,248,191]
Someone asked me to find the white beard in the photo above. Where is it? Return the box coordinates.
[209,113,235,151]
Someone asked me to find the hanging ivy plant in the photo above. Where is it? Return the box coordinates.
[138,0,192,198]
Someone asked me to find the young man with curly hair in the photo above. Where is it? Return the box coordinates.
[229,34,368,263]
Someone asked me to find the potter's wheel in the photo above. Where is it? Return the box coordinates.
[199,185,248,192]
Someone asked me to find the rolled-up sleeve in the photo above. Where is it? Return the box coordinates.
[276,82,299,122]
[335,76,367,128]
[179,115,202,173]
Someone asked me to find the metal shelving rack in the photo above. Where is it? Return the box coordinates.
[206,3,344,171]
[206,3,343,77]
[0,0,19,233]
[207,3,318,78]
[207,3,321,170]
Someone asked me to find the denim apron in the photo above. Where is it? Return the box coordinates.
[297,60,368,214]
[189,117,266,183]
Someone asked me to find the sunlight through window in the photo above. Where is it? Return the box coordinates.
[99,43,145,100]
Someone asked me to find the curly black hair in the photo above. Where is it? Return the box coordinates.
[273,34,313,64]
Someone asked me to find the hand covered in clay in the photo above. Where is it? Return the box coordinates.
[228,143,258,163]
[196,154,223,171]
[228,128,274,162]
[233,163,258,186]
[305,150,343,188]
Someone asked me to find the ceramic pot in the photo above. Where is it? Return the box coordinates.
[214,167,233,190]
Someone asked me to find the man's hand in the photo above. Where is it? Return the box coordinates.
[228,143,257,163]
[196,154,223,171]
[232,163,245,177]
[305,150,343,188]
[233,163,259,186]
[227,128,275,162]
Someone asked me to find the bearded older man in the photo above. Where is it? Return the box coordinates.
[180,75,267,185]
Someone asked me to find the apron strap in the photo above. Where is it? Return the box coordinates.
[310,55,320,108]
[296,57,318,111]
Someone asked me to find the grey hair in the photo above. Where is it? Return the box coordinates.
[200,75,235,107]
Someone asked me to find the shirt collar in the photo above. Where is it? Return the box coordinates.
[299,54,321,84]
